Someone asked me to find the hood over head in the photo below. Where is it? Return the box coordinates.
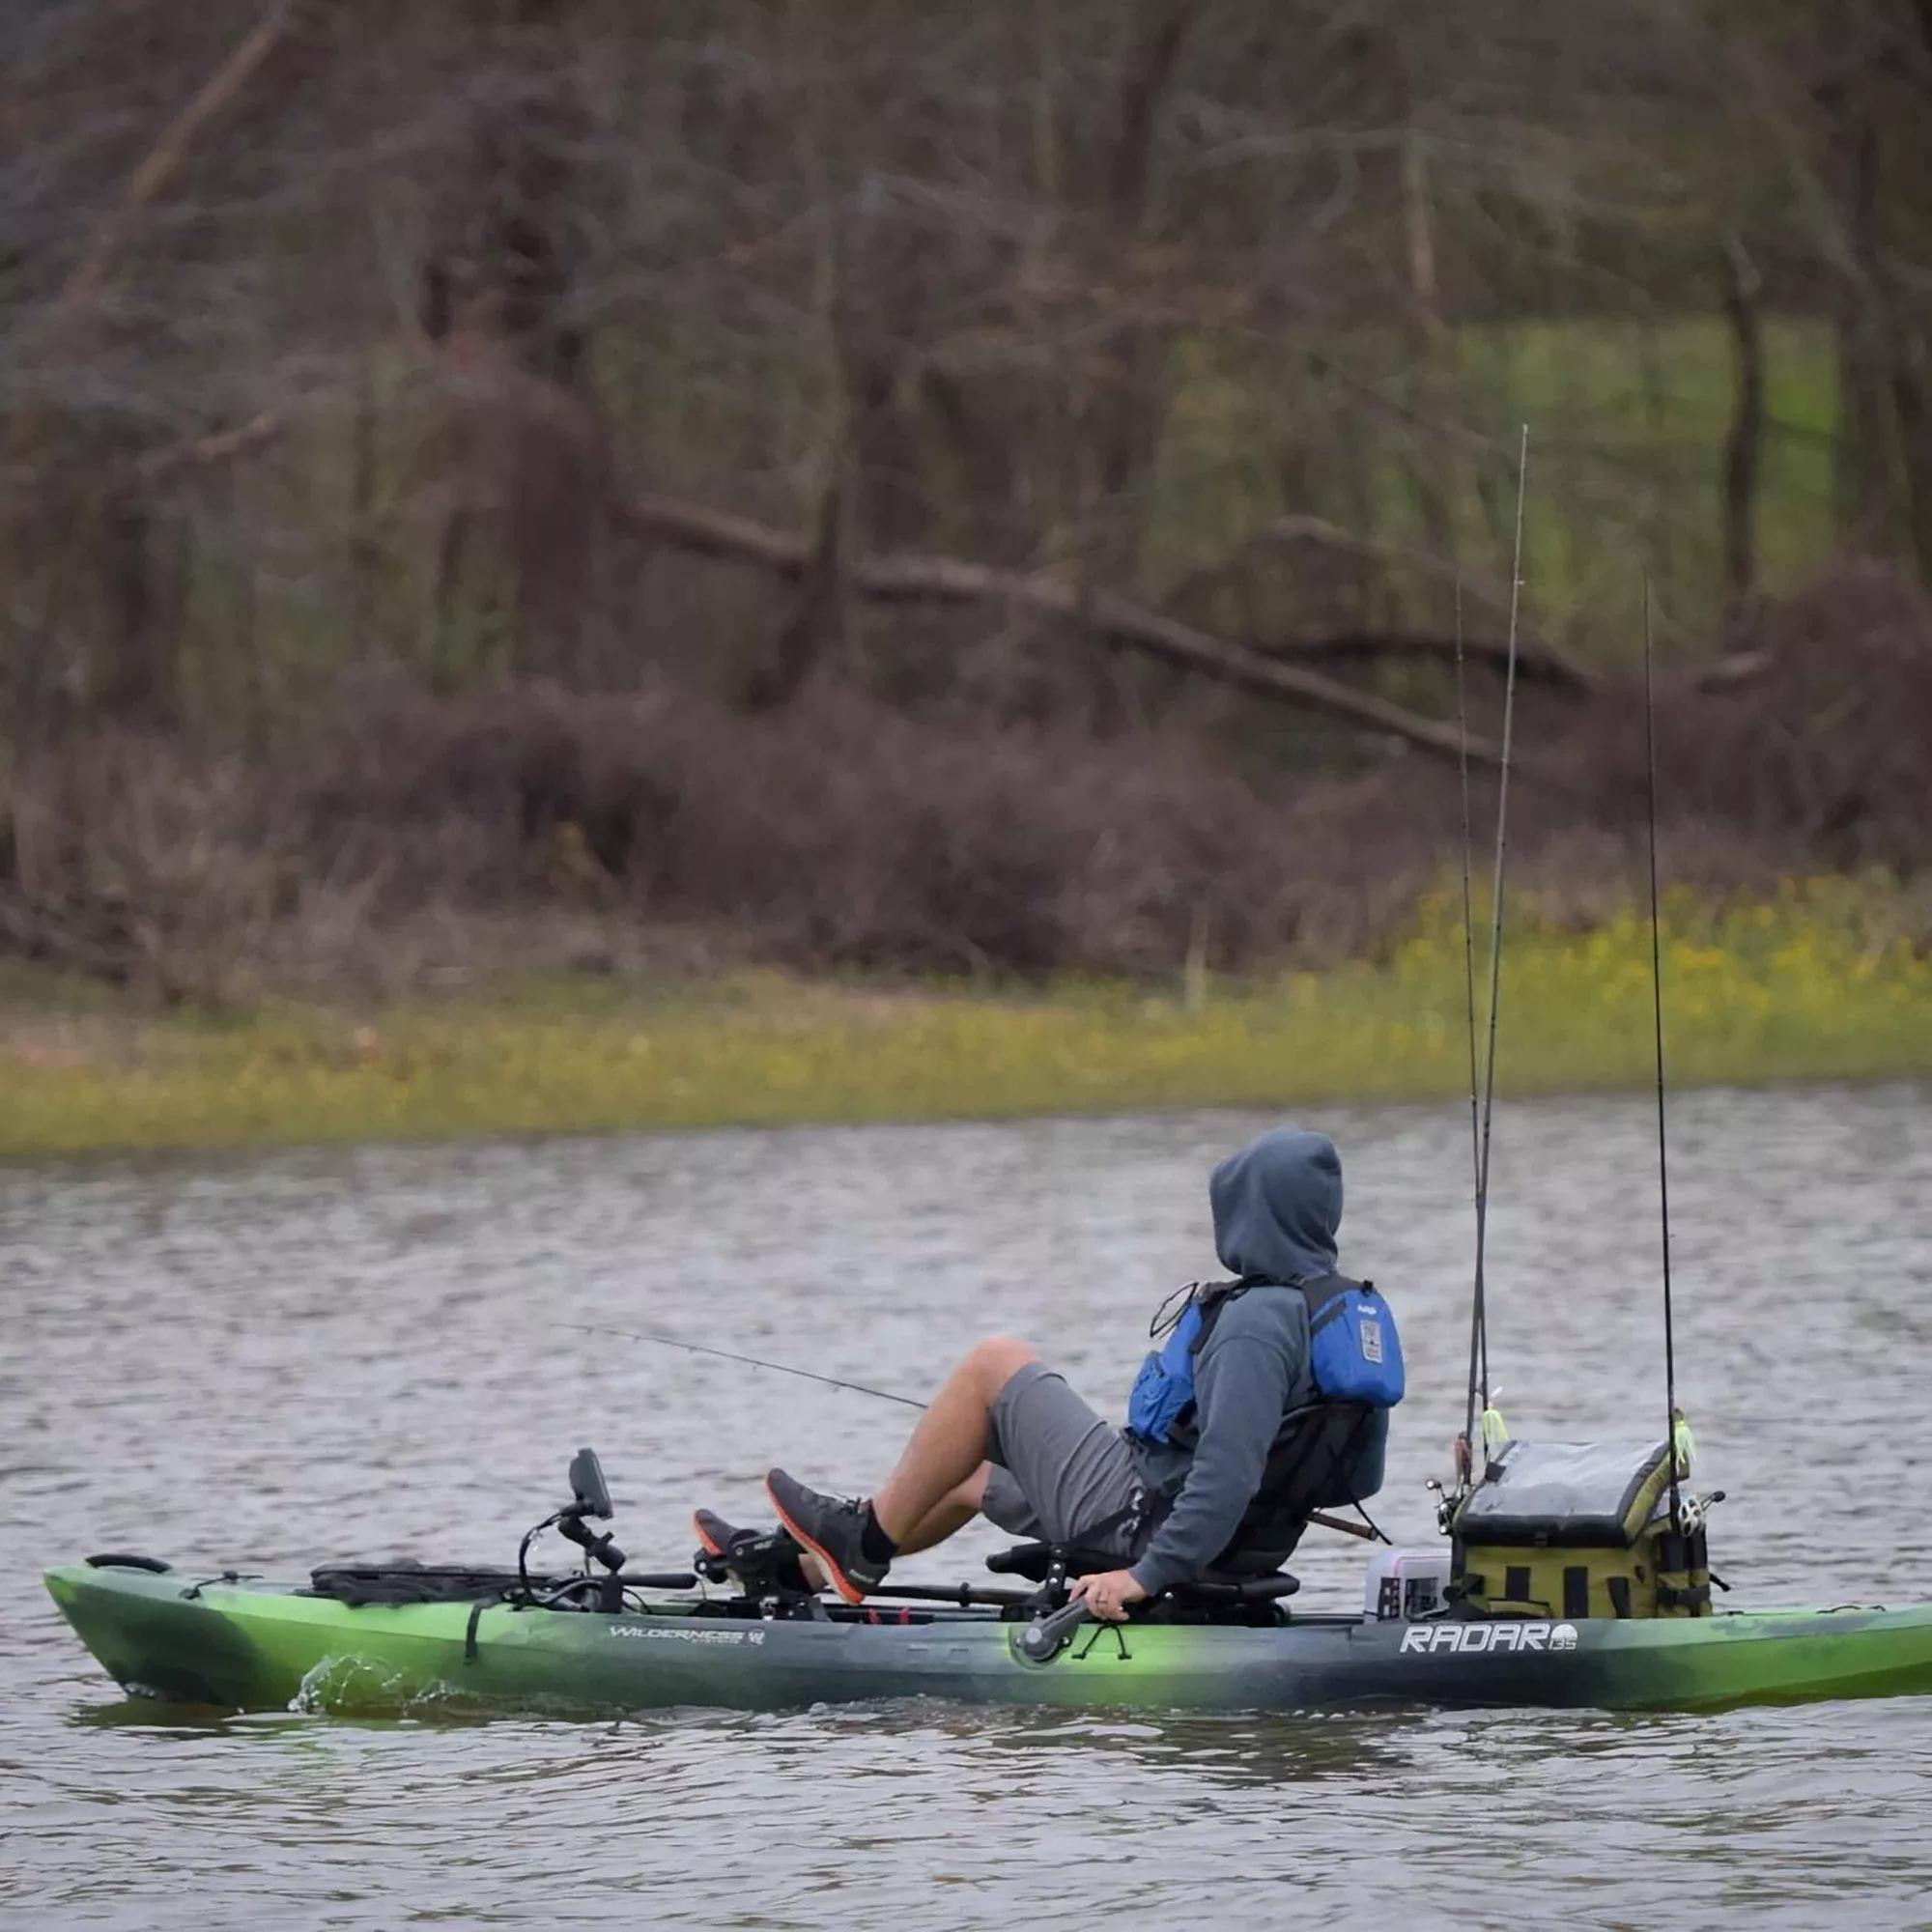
[1209,1127,1343,1281]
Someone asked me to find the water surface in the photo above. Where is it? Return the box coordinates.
[5,1087,1930,1926]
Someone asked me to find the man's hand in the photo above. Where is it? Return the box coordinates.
[1068,1569,1149,1622]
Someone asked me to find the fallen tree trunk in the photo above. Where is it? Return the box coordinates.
[1251,627,1595,694]
[616,493,1522,772]
[1170,516,1593,695]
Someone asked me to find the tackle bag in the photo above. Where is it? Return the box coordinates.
[1448,1437,1712,1620]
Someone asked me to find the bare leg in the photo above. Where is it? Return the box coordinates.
[894,1465,991,1555]
[870,1337,1037,1545]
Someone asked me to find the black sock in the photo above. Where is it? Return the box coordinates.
[859,1503,898,1567]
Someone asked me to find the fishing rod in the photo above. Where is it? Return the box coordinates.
[1462,424,1528,1477]
[570,1322,1381,1542]
[1640,581,1685,1528]
[563,1322,926,1409]
[1452,577,1485,1405]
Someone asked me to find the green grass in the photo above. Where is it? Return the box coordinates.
[2,881,1924,1159]
[1151,314,1838,653]
[1475,315,1836,642]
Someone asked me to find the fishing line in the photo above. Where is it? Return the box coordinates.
[1463,424,1527,1468]
[571,1324,1377,1543]
[1640,581,1685,1526]
[563,1322,928,1409]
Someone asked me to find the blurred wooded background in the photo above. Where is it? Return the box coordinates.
[5,0,1930,993]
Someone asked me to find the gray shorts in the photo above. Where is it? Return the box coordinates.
[980,1362,1147,1561]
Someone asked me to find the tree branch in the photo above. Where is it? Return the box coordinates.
[130,411,286,482]
[1250,627,1594,693]
[1163,516,1595,693]
[616,494,1520,771]
[53,2,297,318]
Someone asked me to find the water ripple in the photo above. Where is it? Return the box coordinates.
[4,1088,1930,1926]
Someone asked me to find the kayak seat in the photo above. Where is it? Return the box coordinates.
[986,1538,1299,1605]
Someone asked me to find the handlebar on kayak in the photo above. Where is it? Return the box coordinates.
[1016,1600,1092,1662]
[557,1512,626,1574]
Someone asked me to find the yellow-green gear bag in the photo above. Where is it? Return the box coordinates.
[1449,1436,1712,1621]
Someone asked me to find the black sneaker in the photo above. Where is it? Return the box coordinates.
[691,1509,811,1596]
[765,1469,888,1605]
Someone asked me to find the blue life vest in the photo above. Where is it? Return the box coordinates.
[1126,1274,1405,1445]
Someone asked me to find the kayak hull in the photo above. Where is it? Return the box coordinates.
[44,1563,1932,1719]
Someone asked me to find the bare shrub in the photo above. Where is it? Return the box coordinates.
[0,731,288,1001]
[9,558,1929,1004]
[1559,563,1932,873]
[295,678,1434,980]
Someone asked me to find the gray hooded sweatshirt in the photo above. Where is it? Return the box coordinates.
[1126,1127,1388,1598]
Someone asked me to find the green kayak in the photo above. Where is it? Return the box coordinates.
[44,1558,1932,1718]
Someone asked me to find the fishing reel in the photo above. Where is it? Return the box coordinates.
[1673,1489,1726,1534]
[1427,1476,1454,1537]
[1431,1387,1514,1531]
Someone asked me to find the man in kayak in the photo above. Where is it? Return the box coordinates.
[698,1125,1390,1619]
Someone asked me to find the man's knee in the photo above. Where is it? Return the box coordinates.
[966,1335,1037,1398]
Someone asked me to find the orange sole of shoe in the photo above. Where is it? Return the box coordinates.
[765,1478,867,1606]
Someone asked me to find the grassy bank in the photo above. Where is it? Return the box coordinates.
[1156,316,1837,645]
[1,882,1925,1159]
